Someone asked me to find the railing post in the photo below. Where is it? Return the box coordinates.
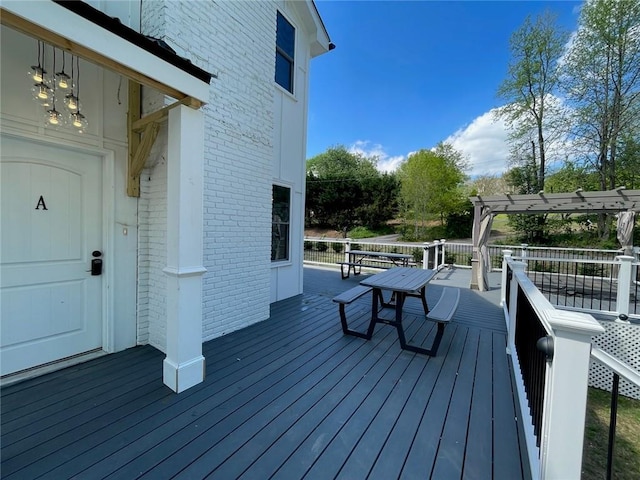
[615,255,634,321]
[521,243,528,269]
[501,250,513,307]
[440,239,446,267]
[344,238,352,264]
[507,261,526,351]
[423,242,430,270]
[540,311,605,480]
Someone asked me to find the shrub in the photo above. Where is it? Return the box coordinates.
[348,226,375,239]
[331,242,344,253]
[316,242,328,252]
[412,248,423,264]
[580,263,603,277]
[304,241,313,251]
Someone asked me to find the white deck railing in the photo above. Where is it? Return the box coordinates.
[502,256,606,479]
[304,238,639,318]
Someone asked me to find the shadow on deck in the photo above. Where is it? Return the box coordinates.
[1,266,525,479]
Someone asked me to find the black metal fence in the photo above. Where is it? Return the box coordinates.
[523,258,618,313]
[634,264,639,315]
[513,282,550,448]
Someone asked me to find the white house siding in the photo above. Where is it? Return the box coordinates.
[271,3,312,303]
[137,0,280,348]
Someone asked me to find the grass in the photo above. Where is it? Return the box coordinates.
[582,387,640,480]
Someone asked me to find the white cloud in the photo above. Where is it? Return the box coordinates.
[348,140,406,173]
[348,111,512,178]
[444,110,511,178]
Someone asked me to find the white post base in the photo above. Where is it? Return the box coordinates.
[163,355,206,393]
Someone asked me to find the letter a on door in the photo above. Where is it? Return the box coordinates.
[35,195,48,210]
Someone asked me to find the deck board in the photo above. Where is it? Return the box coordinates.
[462,329,494,479]
[1,266,524,480]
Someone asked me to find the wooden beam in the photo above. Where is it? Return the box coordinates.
[127,81,142,197]
[131,97,202,132]
[1,8,191,102]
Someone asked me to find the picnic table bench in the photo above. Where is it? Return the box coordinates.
[332,268,460,356]
[337,249,414,279]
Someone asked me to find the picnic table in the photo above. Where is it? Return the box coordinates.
[338,249,414,279]
[333,267,459,356]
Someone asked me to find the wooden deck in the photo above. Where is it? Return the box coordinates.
[1,266,526,479]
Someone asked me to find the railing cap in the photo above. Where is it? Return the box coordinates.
[548,310,605,336]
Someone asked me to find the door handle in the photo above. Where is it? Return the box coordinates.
[89,250,102,276]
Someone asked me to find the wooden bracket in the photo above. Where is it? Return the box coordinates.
[127,81,202,197]
[127,81,142,197]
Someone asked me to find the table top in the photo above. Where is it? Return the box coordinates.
[349,250,413,259]
[359,267,436,293]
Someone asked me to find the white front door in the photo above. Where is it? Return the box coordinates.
[1,135,103,376]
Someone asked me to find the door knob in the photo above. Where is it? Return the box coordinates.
[90,250,102,276]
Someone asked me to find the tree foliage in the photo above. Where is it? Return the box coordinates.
[496,11,568,192]
[305,145,399,234]
[561,0,640,192]
[397,143,467,238]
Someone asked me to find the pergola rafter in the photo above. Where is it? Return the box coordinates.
[469,188,640,291]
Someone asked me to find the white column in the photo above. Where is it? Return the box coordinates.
[615,255,634,321]
[344,237,352,263]
[500,250,513,307]
[541,311,605,479]
[422,242,430,270]
[163,105,207,393]
[507,260,526,349]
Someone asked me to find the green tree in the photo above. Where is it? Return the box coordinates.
[617,136,640,189]
[305,146,399,235]
[561,0,640,236]
[496,11,568,192]
[397,144,467,239]
[544,162,599,194]
[504,164,547,243]
[357,173,400,229]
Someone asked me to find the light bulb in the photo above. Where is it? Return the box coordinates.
[45,108,64,127]
[70,111,88,132]
[56,71,71,90]
[32,82,52,104]
[29,65,46,83]
[64,93,80,111]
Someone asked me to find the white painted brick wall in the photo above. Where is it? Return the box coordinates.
[137,112,168,350]
[138,0,277,347]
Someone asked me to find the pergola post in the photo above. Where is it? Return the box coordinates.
[470,204,482,290]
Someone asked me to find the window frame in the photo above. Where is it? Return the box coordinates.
[275,11,295,94]
[271,183,291,263]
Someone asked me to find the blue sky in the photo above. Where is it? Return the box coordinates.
[307,0,583,177]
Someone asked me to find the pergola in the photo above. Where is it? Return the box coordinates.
[469,188,640,291]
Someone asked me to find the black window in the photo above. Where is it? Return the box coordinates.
[271,185,290,261]
[275,12,295,93]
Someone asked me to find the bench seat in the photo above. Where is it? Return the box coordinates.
[332,285,374,338]
[427,287,460,323]
[332,285,373,304]
[337,261,392,279]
